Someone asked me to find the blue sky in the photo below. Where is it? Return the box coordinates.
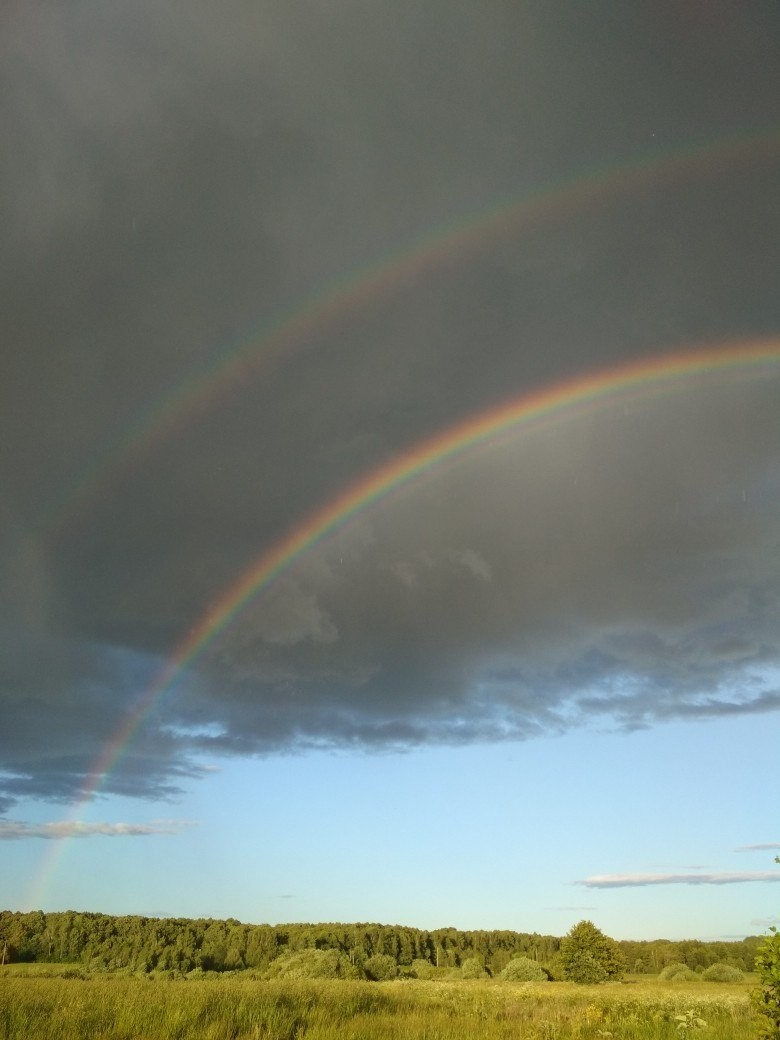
[5,713,779,941]
[2,0,779,946]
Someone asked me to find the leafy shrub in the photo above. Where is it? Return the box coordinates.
[702,962,744,982]
[660,963,698,982]
[460,956,488,979]
[499,956,548,982]
[265,948,349,980]
[409,958,437,979]
[754,927,780,1037]
[363,953,398,981]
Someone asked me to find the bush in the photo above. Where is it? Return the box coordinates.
[460,957,488,979]
[363,953,398,981]
[754,927,780,1037]
[409,958,437,979]
[265,948,349,980]
[499,956,547,982]
[703,962,744,983]
[660,963,698,982]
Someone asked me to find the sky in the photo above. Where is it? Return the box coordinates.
[1,0,779,943]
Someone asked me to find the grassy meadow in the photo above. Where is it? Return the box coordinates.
[0,965,760,1040]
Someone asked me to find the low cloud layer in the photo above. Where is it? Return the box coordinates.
[0,820,194,841]
[2,1,779,811]
[580,872,780,888]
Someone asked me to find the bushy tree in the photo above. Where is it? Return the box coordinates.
[754,928,780,1037]
[407,957,435,979]
[660,963,698,982]
[702,962,743,983]
[500,956,547,982]
[460,956,489,979]
[363,953,398,981]
[753,857,780,1038]
[265,948,349,980]
[559,921,625,984]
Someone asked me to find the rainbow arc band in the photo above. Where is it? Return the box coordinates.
[79,337,780,800]
[27,337,780,908]
[41,128,780,544]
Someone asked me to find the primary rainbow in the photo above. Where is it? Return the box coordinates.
[96,336,780,774]
[42,127,780,543]
[27,336,780,909]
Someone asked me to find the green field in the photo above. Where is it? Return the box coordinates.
[0,969,760,1040]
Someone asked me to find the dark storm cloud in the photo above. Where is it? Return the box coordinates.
[176,377,780,752]
[2,1,780,810]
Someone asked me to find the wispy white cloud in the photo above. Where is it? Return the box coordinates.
[735,842,780,852]
[751,917,780,927]
[547,905,597,911]
[579,872,780,888]
[0,819,196,841]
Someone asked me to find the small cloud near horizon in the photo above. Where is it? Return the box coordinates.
[735,842,780,852]
[0,819,196,841]
[547,905,597,912]
[579,871,780,888]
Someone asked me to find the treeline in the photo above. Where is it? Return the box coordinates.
[619,936,761,975]
[0,910,760,977]
[0,911,559,975]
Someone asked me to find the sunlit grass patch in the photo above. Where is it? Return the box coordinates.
[0,974,761,1040]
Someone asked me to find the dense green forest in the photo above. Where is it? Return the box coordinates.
[0,910,761,978]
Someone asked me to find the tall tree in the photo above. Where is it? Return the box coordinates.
[559,920,625,984]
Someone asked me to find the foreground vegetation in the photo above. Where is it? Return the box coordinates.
[3,909,775,1037]
[0,969,760,1040]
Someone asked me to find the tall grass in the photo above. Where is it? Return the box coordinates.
[0,971,760,1040]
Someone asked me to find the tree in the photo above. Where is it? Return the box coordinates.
[363,953,398,981]
[266,948,349,980]
[754,858,780,1038]
[460,956,489,979]
[499,956,548,982]
[754,930,780,1037]
[559,921,625,984]
[702,962,743,983]
[409,957,437,979]
[660,962,698,982]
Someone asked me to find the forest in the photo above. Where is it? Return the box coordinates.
[0,909,761,978]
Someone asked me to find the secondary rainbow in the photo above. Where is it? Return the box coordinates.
[41,127,780,543]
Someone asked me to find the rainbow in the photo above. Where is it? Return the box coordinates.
[41,127,780,543]
[88,337,780,779]
[27,336,780,909]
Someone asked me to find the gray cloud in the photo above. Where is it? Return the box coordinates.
[579,872,780,888]
[2,1,780,810]
[736,843,780,852]
[0,819,195,841]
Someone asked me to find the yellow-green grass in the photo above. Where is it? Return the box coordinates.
[0,972,759,1040]
[0,962,86,978]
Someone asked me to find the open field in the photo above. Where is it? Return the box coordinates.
[0,970,760,1040]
